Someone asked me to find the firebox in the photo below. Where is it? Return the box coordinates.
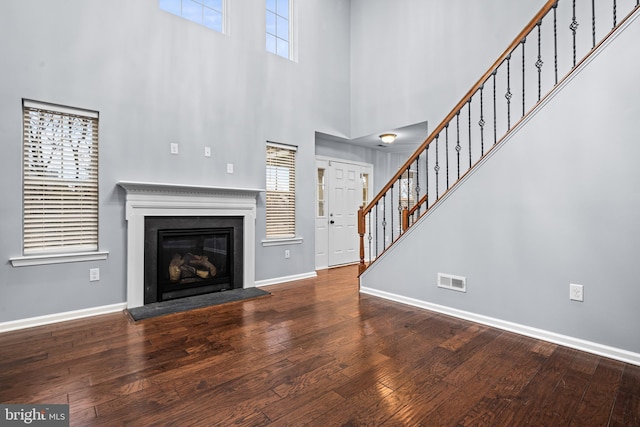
[144,216,243,304]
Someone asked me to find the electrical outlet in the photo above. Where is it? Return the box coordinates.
[284,250,290,259]
[170,143,179,155]
[569,283,583,301]
[204,146,211,157]
[227,163,234,173]
[89,268,100,282]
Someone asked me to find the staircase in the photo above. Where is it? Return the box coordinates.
[358,0,640,275]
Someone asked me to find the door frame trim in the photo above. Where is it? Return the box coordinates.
[314,156,374,270]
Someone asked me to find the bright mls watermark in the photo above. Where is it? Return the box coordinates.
[1,405,69,426]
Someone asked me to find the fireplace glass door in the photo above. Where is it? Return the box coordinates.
[157,228,232,301]
[144,216,243,304]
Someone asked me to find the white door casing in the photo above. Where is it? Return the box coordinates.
[315,157,372,269]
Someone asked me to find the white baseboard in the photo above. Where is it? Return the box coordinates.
[255,271,317,287]
[0,303,127,333]
[360,286,640,367]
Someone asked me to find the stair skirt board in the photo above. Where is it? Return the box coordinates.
[360,286,640,367]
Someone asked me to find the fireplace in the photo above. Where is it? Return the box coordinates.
[117,181,261,309]
[144,216,243,303]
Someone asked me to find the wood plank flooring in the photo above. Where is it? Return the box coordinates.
[1,265,639,426]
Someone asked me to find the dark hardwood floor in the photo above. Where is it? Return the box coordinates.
[1,265,639,426]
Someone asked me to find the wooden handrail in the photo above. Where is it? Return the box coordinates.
[408,193,428,218]
[361,0,558,218]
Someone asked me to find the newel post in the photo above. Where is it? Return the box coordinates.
[401,207,409,232]
[358,207,365,274]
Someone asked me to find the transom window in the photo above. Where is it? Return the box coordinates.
[160,0,224,32]
[266,0,290,59]
[22,100,99,254]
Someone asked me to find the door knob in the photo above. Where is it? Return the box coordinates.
[330,220,335,224]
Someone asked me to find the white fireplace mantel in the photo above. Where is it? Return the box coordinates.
[117,181,263,308]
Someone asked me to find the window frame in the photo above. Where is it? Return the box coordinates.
[262,141,302,246]
[266,0,297,61]
[159,0,227,33]
[10,100,108,267]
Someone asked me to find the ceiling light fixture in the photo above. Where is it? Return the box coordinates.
[379,133,397,144]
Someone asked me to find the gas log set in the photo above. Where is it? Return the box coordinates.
[168,253,218,283]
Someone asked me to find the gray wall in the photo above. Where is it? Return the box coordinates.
[0,0,351,322]
[349,0,545,138]
[361,15,640,354]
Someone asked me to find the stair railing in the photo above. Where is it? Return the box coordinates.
[359,0,640,275]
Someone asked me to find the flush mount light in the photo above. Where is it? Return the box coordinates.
[379,133,397,144]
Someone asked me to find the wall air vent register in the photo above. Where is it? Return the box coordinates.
[438,273,467,293]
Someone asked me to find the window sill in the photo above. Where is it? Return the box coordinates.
[261,237,303,247]
[10,250,109,267]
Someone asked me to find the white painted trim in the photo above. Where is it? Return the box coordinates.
[261,237,304,247]
[10,250,109,267]
[315,155,375,171]
[117,181,261,309]
[0,303,127,333]
[255,271,317,287]
[360,286,640,367]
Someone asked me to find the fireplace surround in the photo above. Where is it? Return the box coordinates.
[144,216,243,303]
[118,181,262,309]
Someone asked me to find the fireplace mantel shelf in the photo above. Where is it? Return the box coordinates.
[117,181,264,197]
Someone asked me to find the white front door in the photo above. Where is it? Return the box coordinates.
[315,158,372,269]
[328,161,360,266]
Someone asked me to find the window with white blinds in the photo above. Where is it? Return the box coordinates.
[266,142,296,238]
[22,100,99,254]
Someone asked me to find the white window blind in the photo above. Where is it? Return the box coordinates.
[266,142,296,238]
[22,100,99,254]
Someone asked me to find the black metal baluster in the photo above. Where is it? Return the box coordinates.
[613,0,617,28]
[468,99,472,168]
[425,145,429,207]
[367,211,372,264]
[521,38,526,118]
[374,202,378,257]
[405,166,411,214]
[554,2,558,84]
[506,54,512,130]
[382,195,387,250]
[390,185,394,242]
[456,111,461,179]
[536,21,543,101]
[571,0,579,67]
[592,0,596,48]
[415,155,420,216]
[398,176,403,233]
[434,135,440,200]
[479,85,485,155]
[445,123,450,189]
[493,70,497,144]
